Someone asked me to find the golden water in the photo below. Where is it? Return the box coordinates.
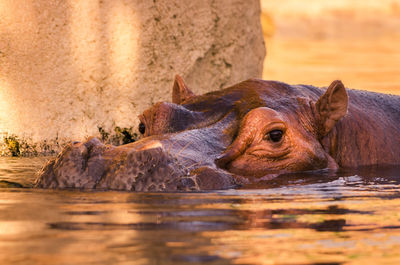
[1,158,400,265]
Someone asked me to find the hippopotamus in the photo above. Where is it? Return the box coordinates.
[35,75,400,191]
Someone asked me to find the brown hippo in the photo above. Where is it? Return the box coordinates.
[35,76,400,191]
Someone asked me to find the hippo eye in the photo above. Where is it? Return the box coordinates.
[138,122,146,134]
[266,129,283,142]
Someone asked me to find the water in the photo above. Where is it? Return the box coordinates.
[1,158,400,264]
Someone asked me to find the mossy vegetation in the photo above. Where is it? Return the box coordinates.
[0,125,139,156]
[98,127,109,142]
[114,126,137,145]
[98,126,139,146]
[1,135,57,156]
[4,136,20,156]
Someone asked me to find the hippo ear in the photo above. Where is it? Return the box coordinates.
[172,75,196,104]
[316,80,348,137]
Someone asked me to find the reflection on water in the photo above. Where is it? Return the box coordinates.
[0,158,400,264]
[0,157,50,187]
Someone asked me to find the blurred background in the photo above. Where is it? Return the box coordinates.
[261,0,400,95]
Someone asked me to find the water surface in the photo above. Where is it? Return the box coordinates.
[1,158,400,265]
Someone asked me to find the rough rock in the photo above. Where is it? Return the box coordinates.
[0,0,265,155]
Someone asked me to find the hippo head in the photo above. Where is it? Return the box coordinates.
[140,75,348,177]
[36,76,348,191]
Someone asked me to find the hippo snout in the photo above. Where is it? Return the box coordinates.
[97,146,195,191]
[36,137,236,191]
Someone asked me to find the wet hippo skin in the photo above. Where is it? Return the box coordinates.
[36,75,400,191]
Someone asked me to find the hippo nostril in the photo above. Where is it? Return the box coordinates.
[215,143,244,169]
[215,155,229,169]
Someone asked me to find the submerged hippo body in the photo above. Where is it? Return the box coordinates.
[36,76,400,191]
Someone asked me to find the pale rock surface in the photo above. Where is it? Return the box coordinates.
[0,0,265,155]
